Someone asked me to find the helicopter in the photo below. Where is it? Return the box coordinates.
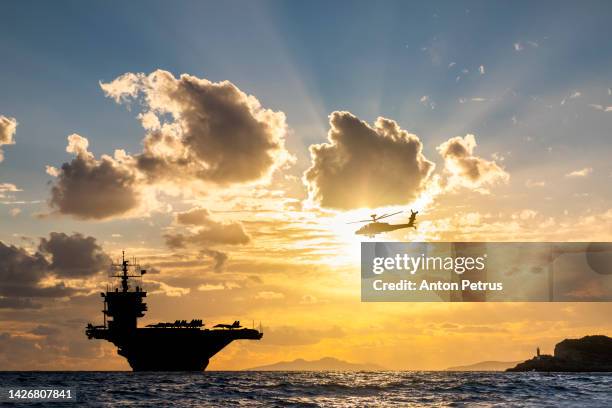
[348,210,418,237]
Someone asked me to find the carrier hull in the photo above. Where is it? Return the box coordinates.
[88,326,263,371]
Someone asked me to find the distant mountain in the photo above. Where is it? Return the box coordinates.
[446,361,522,371]
[246,357,384,371]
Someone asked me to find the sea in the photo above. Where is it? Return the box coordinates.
[1,371,611,407]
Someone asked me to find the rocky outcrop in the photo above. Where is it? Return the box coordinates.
[507,335,612,372]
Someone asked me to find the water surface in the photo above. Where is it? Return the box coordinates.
[1,371,610,407]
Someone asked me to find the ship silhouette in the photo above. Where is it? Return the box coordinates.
[85,252,263,371]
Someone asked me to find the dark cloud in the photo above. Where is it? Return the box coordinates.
[437,134,509,191]
[30,325,60,336]
[101,70,291,185]
[48,134,142,219]
[0,115,17,162]
[200,249,228,273]
[176,207,212,225]
[0,241,71,300]
[0,297,42,309]
[304,111,435,209]
[0,233,109,309]
[38,232,111,278]
[0,328,107,370]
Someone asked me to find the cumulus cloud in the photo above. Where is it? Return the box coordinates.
[437,134,509,191]
[0,242,68,301]
[38,232,111,278]
[100,69,292,185]
[0,115,17,162]
[47,70,292,220]
[304,111,435,209]
[0,233,109,308]
[48,134,143,219]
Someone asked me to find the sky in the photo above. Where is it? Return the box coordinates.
[1,0,612,370]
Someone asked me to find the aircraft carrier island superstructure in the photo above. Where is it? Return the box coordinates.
[86,253,263,371]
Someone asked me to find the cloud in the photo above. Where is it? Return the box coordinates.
[164,208,249,272]
[146,280,190,297]
[100,69,292,185]
[38,232,111,278]
[0,183,20,192]
[588,104,612,112]
[197,283,225,291]
[175,207,213,226]
[47,70,292,220]
[458,98,488,104]
[0,241,69,301]
[200,248,228,272]
[419,95,436,109]
[304,111,435,209]
[0,232,109,309]
[45,165,60,177]
[437,134,509,191]
[0,297,42,309]
[513,41,538,52]
[525,179,546,188]
[48,134,144,219]
[166,207,250,248]
[565,167,593,178]
[0,183,21,199]
[255,290,285,300]
[0,115,17,162]
[560,91,581,106]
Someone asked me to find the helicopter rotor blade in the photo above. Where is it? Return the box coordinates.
[346,219,373,224]
[375,211,403,221]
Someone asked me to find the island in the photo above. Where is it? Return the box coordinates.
[507,335,612,372]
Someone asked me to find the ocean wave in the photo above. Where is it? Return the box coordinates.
[1,371,610,407]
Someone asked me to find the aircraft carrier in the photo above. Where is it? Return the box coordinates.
[85,253,263,371]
